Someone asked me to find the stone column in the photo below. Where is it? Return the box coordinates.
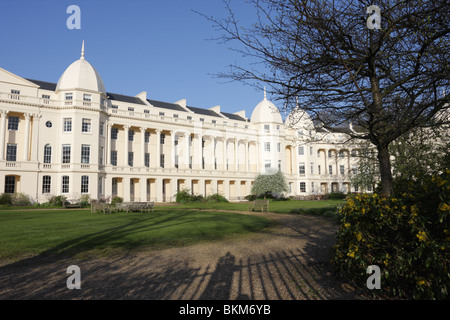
[0,110,6,160]
[106,122,113,165]
[23,113,31,161]
[245,140,249,172]
[123,125,130,167]
[170,131,176,168]
[234,139,238,171]
[140,128,146,167]
[155,129,161,168]
[30,113,41,162]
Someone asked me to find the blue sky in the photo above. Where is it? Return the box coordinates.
[0,0,272,118]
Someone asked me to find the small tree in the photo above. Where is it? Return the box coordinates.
[251,170,289,200]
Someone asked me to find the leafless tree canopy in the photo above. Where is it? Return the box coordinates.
[200,0,449,195]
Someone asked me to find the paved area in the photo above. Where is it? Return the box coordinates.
[0,212,362,300]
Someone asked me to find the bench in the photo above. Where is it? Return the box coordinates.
[63,200,82,209]
[247,199,269,213]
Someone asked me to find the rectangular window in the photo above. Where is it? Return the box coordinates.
[42,176,51,194]
[159,112,165,116]
[187,116,192,120]
[6,144,17,161]
[81,145,90,164]
[264,124,270,131]
[111,128,118,140]
[352,165,358,175]
[82,118,91,133]
[300,182,306,193]
[278,160,282,170]
[340,165,345,175]
[277,143,281,153]
[310,147,313,155]
[4,176,15,193]
[311,182,315,193]
[264,160,271,173]
[128,107,134,112]
[111,150,117,166]
[212,120,217,124]
[173,114,179,118]
[339,151,345,158]
[145,131,150,143]
[83,94,91,102]
[160,154,165,168]
[8,116,19,130]
[44,145,52,164]
[81,176,89,194]
[65,93,73,101]
[61,176,69,194]
[298,146,304,156]
[297,130,303,137]
[145,153,150,167]
[99,122,104,136]
[160,133,165,144]
[299,162,305,175]
[128,129,134,141]
[62,145,71,164]
[329,165,333,175]
[128,152,134,167]
[328,150,332,158]
[10,89,20,99]
[63,118,72,132]
[111,105,118,109]
[318,165,321,175]
[99,147,104,165]
[311,162,314,174]
[264,142,270,152]
[144,109,150,114]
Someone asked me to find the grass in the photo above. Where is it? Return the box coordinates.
[0,208,271,261]
[169,199,343,214]
[0,200,342,261]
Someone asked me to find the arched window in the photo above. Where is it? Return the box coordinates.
[43,144,52,163]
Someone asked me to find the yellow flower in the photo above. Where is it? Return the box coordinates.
[356,232,362,242]
[347,250,355,258]
[439,203,450,212]
[344,223,351,228]
[416,231,428,242]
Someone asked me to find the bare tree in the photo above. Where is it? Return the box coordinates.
[200,0,449,196]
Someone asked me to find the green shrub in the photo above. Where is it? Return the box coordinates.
[11,193,32,206]
[111,196,123,205]
[332,170,450,299]
[47,195,67,207]
[79,194,91,207]
[205,193,229,203]
[175,189,193,203]
[0,193,13,205]
[327,191,347,200]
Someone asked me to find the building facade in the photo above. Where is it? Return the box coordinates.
[0,46,364,203]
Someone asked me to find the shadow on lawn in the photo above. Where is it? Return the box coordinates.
[0,212,359,300]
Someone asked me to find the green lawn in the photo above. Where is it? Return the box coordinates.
[0,209,271,261]
[169,199,343,214]
[0,200,342,261]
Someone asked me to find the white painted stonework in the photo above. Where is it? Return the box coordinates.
[0,46,364,203]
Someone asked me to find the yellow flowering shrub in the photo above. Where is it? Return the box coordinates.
[332,170,449,299]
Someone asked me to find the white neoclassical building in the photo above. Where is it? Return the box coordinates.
[0,44,364,203]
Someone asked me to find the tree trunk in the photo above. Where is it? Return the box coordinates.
[377,143,395,196]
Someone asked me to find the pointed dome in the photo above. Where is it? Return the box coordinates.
[250,88,283,124]
[56,42,106,95]
[285,107,314,129]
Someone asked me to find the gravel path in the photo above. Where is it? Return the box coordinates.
[0,211,361,300]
